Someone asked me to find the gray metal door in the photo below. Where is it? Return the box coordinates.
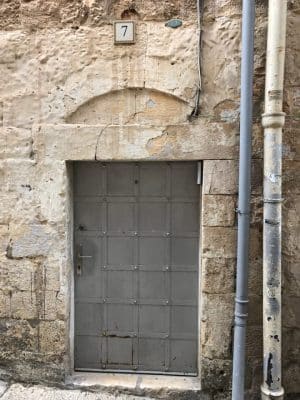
[74,162,199,375]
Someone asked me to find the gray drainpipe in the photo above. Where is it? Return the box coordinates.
[231,1,255,400]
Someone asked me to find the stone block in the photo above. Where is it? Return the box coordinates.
[0,223,9,251]
[282,226,300,259]
[245,326,263,358]
[0,194,19,225]
[33,121,237,162]
[201,257,235,294]
[249,227,262,262]
[0,263,64,320]
[283,119,300,161]
[202,195,236,227]
[201,319,232,360]
[0,127,33,159]
[248,259,263,296]
[0,292,10,318]
[39,28,97,93]
[282,361,300,396]
[0,161,43,226]
[34,161,69,225]
[252,123,264,159]
[145,23,197,102]
[283,257,300,297]
[283,160,300,194]
[200,16,241,114]
[202,227,237,258]
[244,358,263,396]
[251,159,263,195]
[203,160,238,195]
[201,294,234,359]
[250,196,263,227]
[43,291,66,321]
[38,320,65,354]
[282,327,300,361]
[0,259,35,292]
[282,296,300,329]
[282,196,300,258]
[0,319,38,355]
[10,291,37,320]
[6,360,64,384]
[285,12,300,87]
[201,293,234,326]
[247,295,263,326]
[0,32,38,97]
[3,95,42,129]
[0,160,36,193]
[42,262,61,292]
[201,358,232,391]
[7,224,53,259]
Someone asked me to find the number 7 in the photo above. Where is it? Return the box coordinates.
[121,25,128,37]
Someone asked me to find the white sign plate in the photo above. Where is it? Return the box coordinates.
[114,21,135,44]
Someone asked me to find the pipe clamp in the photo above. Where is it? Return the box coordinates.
[262,112,285,129]
[263,198,284,204]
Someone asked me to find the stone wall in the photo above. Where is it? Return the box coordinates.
[0,1,299,399]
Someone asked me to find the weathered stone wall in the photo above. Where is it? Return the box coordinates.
[0,1,299,399]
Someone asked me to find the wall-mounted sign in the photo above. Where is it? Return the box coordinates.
[165,19,183,29]
[114,21,135,44]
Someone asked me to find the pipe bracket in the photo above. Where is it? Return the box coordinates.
[235,208,250,215]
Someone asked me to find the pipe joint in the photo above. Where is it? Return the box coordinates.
[263,198,284,204]
[235,298,249,305]
[261,384,284,400]
[234,312,248,319]
[262,112,285,129]
[234,298,249,322]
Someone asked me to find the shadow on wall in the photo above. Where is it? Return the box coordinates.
[65,88,193,125]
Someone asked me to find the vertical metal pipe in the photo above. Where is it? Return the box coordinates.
[261,1,287,399]
[231,1,255,399]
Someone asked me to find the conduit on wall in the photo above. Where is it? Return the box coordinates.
[231,1,255,399]
[261,1,287,399]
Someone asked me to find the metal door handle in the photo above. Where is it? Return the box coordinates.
[77,245,93,276]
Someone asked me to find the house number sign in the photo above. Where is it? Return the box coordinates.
[114,21,135,44]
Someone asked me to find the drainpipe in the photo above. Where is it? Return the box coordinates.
[231,1,255,400]
[261,1,287,399]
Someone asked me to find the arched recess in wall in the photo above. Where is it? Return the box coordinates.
[65,88,193,126]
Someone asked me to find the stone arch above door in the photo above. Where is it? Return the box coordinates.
[65,88,193,126]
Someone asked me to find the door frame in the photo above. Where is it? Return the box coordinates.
[68,160,203,378]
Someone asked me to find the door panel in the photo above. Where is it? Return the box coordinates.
[74,162,200,375]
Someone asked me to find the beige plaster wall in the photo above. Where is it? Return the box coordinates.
[0,1,299,399]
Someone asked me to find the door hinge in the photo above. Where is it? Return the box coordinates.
[197,161,202,185]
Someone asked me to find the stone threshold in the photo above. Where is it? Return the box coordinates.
[66,372,201,398]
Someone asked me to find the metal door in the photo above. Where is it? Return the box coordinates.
[74,162,199,374]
